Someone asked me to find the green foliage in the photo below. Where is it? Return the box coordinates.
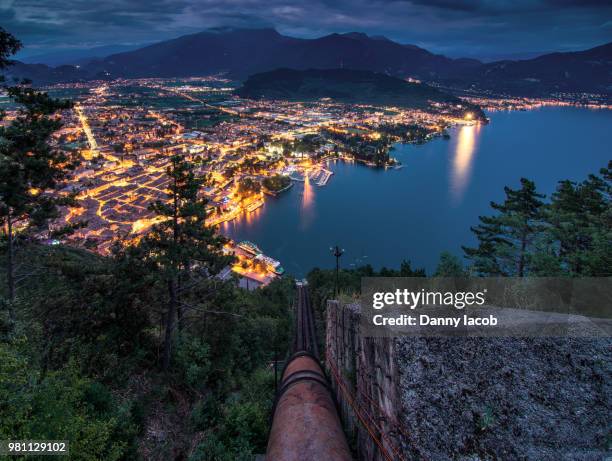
[237,177,261,196]
[0,242,292,459]
[322,127,392,165]
[0,27,21,71]
[464,163,611,276]
[0,27,78,303]
[476,406,496,433]
[189,368,274,460]
[19,245,158,380]
[0,342,139,460]
[378,123,433,143]
[143,154,229,280]
[380,260,426,277]
[223,400,268,453]
[191,395,221,431]
[193,277,293,389]
[84,381,113,415]
[291,134,322,154]
[463,178,546,276]
[434,251,466,277]
[262,174,291,192]
[189,433,231,461]
[139,153,231,370]
[542,162,611,275]
[308,260,425,307]
[174,336,211,389]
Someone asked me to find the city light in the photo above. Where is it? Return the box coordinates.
[32,75,606,286]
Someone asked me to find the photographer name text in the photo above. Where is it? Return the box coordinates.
[372,314,498,327]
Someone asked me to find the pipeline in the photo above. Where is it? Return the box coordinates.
[266,283,352,461]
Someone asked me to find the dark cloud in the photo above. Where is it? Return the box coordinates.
[405,0,483,13]
[5,0,612,60]
[545,0,612,6]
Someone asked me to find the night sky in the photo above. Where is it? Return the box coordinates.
[5,0,612,61]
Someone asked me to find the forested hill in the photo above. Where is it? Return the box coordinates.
[237,68,485,118]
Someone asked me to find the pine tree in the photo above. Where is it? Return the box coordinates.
[140,154,230,370]
[463,178,545,276]
[399,260,426,277]
[545,161,611,275]
[0,28,20,70]
[0,28,75,307]
[434,251,465,277]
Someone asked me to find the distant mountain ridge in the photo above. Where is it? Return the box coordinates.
[84,28,478,80]
[18,44,145,66]
[4,28,611,97]
[474,42,612,96]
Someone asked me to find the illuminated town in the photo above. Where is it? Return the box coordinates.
[9,76,608,287]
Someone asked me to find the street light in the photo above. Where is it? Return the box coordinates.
[330,245,344,298]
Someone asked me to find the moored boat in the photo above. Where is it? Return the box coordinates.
[238,240,263,256]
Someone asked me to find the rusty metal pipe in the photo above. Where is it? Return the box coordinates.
[266,353,352,461]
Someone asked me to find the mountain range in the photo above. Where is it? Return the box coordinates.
[5,28,611,97]
[18,44,145,66]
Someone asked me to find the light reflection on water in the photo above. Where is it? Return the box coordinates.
[220,108,612,276]
[244,204,259,225]
[220,217,231,234]
[300,174,315,230]
[450,124,480,204]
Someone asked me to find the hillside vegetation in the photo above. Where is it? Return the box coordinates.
[0,244,293,460]
[237,68,485,118]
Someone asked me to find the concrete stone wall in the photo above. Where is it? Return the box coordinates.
[325,300,404,461]
[326,302,611,460]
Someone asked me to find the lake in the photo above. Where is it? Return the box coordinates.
[221,107,612,276]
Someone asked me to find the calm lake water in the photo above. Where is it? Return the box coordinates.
[222,107,612,276]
